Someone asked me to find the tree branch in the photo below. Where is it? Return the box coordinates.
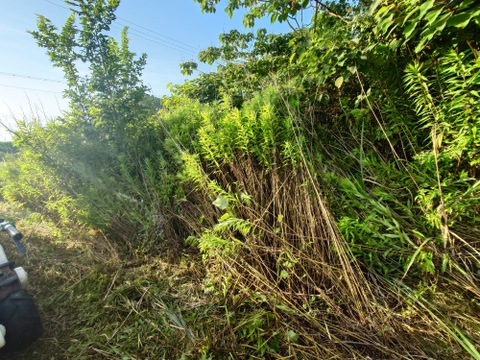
[313,0,349,23]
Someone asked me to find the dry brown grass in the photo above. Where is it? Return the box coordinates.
[179,147,479,359]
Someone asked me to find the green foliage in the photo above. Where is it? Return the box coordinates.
[190,89,302,170]
[30,0,153,151]
[0,142,15,158]
[404,48,480,230]
[279,0,480,282]
[177,29,299,107]
[194,0,357,27]
[335,177,422,276]
[373,0,480,53]
[0,0,186,255]
[2,0,479,358]
[0,147,80,225]
[292,10,365,87]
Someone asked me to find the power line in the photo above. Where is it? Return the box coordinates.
[120,25,197,55]
[0,83,63,94]
[110,25,196,57]
[42,0,199,57]
[116,17,198,51]
[0,71,66,84]
[42,0,68,10]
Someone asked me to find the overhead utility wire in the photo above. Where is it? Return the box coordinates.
[0,83,63,94]
[110,25,196,57]
[0,71,66,84]
[124,26,197,54]
[42,0,199,57]
[116,17,198,51]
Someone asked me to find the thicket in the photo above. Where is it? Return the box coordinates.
[0,0,479,358]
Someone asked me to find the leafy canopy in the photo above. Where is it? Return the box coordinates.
[194,0,360,27]
[29,0,151,147]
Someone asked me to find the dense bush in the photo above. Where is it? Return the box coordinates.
[0,0,478,358]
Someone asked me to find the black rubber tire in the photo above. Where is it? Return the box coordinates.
[0,289,43,355]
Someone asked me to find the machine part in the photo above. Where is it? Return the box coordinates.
[0,289,43,354]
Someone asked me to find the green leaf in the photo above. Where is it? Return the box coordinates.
[402,238,431,279]
[379,14,395,34]
[403,21,419,41]
[280,270,289,279]
[335,76,344,89]
[287,330,299,342]
[415,12,451,52]
[212,195,229,210]
[375,4,395,18]
[219,212,231,221]
[429,12,451,32]
[447,12,472,28]
[275,303,292,312]
[424,6,443,25]
[270,12,278,23]
[369,0,383,15]
[403,6,420,25]
[419,0,435,20]
[441,253,449,273]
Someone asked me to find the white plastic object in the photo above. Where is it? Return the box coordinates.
[14,267,28,287]
[0,324,6,348]
[0,245,7,265]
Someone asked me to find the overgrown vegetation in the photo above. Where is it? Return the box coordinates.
[0,0,479,358]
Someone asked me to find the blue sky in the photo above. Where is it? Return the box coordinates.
[0,0,294,140]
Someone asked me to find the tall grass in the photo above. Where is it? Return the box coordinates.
[1,82,478,359]
[175,87,479,358]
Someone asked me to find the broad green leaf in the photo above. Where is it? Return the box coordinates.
[270,12,278,23]
[447,12,472,28]
[429,12,451,33]
[379,14,395,34]
[403,6,420,25]
[418,0,435,19]
[212,195,229,210]
[287,330,299,342]
[280,270,289,279]
[458,0,475,10]
[403,21,419,41]
[335,76,344,89]
[416,12,451,52]
[375,4,395,18]
[369,0,383,15]
[424,6,443,25]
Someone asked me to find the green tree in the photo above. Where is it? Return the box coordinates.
[4,0,175,251]
[176,28,301,107]
[194,0,359,27]
[30,0,154,151]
